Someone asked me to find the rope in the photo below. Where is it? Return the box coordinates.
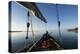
[26,10,30,39]
[56,4,64,46]
[27,42,36,52]
[29,10,35,44]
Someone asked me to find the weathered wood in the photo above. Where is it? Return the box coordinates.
[16,32,63,52]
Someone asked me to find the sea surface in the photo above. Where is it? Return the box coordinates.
[10,30,78,52]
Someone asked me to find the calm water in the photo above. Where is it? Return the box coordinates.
[10,30,78,52]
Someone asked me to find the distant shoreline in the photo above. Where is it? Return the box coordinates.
[67,27,78,33]
[8,31,24,32]
[8,31,42,32]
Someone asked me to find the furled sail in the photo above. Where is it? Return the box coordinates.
[17,1,47,23]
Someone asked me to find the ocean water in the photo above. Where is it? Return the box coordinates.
[10,30,78,52]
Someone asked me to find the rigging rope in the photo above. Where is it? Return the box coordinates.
[29,10,35,44]
[56,4,64,46]
[26,9,35,44]
[26,11,30,39]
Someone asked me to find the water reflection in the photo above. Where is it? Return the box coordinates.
[10,30,78,52]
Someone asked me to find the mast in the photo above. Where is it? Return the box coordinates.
[56,4,63,46]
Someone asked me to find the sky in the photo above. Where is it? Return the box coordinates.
[10,1,78,31]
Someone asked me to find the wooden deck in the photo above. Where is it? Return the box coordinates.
[16,32,63,52]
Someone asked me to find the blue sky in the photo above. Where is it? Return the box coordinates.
[11,1,78,31]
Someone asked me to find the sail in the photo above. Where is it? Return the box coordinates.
[17,1,47,23]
